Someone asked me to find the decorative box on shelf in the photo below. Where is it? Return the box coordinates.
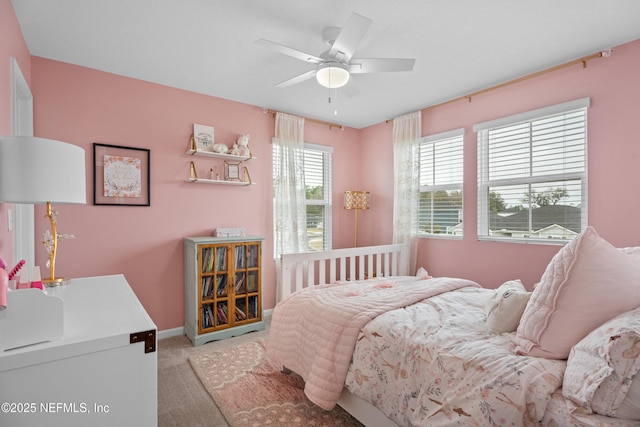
[214,227,246,237]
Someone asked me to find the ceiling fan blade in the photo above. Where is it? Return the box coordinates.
[328,13,372,62]
[275,69,317,88]
[349,58,416,74]
[255,38,323,64]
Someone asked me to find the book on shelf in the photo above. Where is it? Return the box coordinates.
[201,276,214,298]
[235,246,245,268]
[247,273,257,293]
[235,274,246,293]
[216,275,227,296]
[216,247,227,271]
[216,306,228,325]
[202,247,214,273]
[202,305,214,329]
[234,306,246,321]
[248,245,258,268]
[248,296,257,318]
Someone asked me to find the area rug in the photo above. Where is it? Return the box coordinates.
[188,340,363,426]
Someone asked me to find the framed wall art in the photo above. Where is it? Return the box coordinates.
[193,123,214,152]
[93,143,150,206]
[224,161,241,181]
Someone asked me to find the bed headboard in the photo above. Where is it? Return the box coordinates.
[279,243,410,301]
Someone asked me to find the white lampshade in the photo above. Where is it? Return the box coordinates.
[0,136,86,205]
[316,62,350,89]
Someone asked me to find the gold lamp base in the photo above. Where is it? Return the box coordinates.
[43,277,65,287]
[43,202,64,287]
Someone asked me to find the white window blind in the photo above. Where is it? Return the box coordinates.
[272,142,333,251]
[476,98,589,243]
[419,128,464,236]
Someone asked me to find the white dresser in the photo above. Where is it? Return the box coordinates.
[0,275,157,427]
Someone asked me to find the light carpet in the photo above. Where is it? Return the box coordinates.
[188,339,363,426]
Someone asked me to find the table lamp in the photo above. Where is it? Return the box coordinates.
[0,136,86,286]
[344,190,370,247]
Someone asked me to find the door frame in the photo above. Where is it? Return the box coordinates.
[10,57,35,280]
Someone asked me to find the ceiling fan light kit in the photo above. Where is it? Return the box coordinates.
[316,62,350,88]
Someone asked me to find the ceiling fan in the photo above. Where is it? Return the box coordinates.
[255,12,416,93]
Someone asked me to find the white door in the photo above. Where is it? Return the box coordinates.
[10,57,35,280]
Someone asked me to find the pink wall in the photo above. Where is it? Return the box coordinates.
[0,0,31,267]
[356,122,395,247]
[30,58,363,331]
[365,39,640,290]
[6,0,640,329]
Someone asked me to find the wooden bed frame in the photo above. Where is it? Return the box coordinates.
[280,243,409,427]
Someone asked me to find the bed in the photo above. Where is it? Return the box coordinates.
[267,227,640,426]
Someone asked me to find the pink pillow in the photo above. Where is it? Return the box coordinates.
[514,226,640,359]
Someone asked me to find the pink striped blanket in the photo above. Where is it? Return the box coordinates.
[265,276,480,410]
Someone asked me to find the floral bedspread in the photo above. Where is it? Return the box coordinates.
[344,287,567,426]
[267,276,479,410]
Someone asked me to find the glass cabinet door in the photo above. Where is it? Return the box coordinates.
[199,245,230,332]
[248,244,259,268]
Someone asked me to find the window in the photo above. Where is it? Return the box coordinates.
[475,98,589,242]
[303,144,332,251]
[418,128,464,236]
[272,142,332,251]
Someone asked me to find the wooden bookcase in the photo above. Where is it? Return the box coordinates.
[184,236,265,346]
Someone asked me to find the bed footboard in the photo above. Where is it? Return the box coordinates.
[279,243,410,301]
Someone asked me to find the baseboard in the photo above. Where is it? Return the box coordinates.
[158,310,271,341]
[157,326,184,340]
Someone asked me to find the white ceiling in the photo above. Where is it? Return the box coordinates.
[11,0,640,129]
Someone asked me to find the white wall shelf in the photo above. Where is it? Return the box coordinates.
[185,178,254,186]
[186,148,256,185]
[185,149,256,161]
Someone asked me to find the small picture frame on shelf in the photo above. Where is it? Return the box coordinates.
[224,161,241,181]
[193,123,214,152]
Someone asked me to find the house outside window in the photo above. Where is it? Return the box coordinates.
[272,142,332,251]
[418,128,464,237]
[475,98,589,243]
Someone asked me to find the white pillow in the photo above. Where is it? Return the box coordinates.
[485,280,531,334]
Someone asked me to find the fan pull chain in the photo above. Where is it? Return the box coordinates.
[328,88,338,116]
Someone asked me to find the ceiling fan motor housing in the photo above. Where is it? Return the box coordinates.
[322,27,341,46]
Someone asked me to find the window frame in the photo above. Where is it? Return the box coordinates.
[418,128,465,238]
[474,98,589,244]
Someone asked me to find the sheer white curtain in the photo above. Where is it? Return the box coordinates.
[273,113,308,302]
[392,111,421,274]
[273,112,308,258]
